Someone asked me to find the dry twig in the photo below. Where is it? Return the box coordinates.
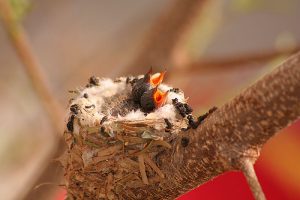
[241,159,266,200]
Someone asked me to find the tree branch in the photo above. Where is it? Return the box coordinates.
[241,159,266,200]
[116,51,300,199]
[177,45,300,74]
[124,0,209,75]
[0,0,63,132]
[0,1,64,199]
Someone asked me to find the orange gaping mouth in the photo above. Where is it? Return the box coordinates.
[150,71,166,87]
[153,88,168,108]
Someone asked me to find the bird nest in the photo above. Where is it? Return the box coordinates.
[62,73,197,199]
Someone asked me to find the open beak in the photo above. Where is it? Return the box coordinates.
[150,71,166,87]
[153,87,168,108]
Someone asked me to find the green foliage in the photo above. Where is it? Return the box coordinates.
[230,0,298,13]
[9,0,31,22]
[230,0,264,12]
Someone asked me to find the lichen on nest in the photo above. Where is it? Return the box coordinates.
[62,72,199,199]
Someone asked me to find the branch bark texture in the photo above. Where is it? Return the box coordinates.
[241,159,266,200]
[117,52,300,199]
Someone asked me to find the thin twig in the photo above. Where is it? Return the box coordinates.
[182,46,300,73]
[138,154,149,184]
[144,154,165,179]
[0,0,63,133]
[241,159,266,200]
[34,182,66,191]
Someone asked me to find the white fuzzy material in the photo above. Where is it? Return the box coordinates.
[158,84,186,104]
[146,104,177,121]
[67,75,188,132]
[119,110,145,121]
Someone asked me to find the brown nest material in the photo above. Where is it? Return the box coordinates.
[61,74,199,199]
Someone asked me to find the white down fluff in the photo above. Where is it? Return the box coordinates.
[67,76,188,134]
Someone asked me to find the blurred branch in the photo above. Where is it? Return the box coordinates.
[124,0,209,75]
[0,0,63,133]
[0,1,64,199]
[182,46,300,73]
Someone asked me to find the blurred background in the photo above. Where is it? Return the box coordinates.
[0,0,300,199]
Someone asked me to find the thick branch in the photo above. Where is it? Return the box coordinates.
[117,52,300,199]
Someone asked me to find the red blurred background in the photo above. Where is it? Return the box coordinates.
[0,0,300,199]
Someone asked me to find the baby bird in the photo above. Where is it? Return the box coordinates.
[132,68,165,103]
[140,86,168,112]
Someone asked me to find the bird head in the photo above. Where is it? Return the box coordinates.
[152,86,168,108]
[142,67,166,87]
[140,86,168,112]
[149,71,166,87]
[132,68,166,103]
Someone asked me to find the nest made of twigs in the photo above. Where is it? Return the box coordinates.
[62,118,186,199]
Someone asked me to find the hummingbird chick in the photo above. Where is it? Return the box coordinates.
[140,86,168,112]
[132,68,165,103]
